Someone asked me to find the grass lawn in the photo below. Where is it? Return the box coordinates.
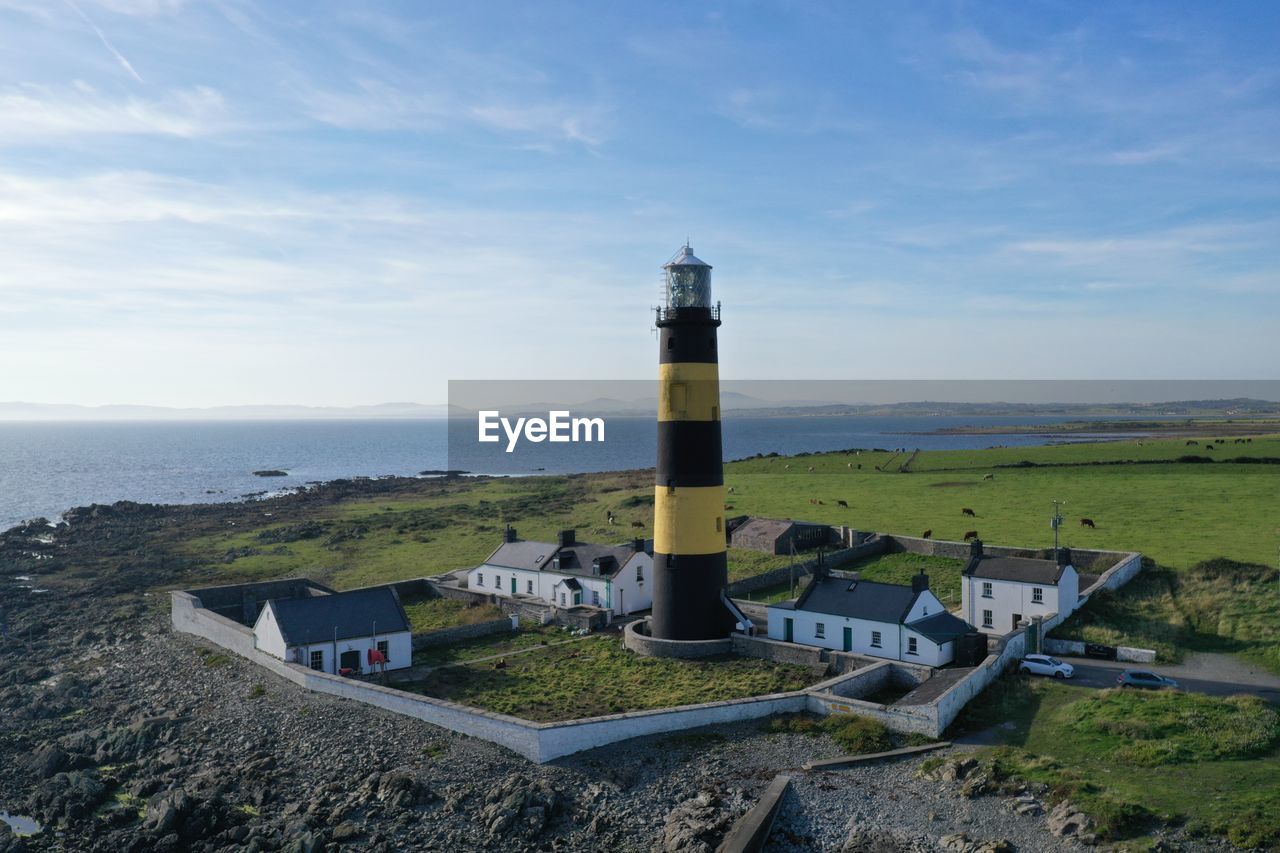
[399,595,505,634]
[839,550,966,608]
[412,623,568,667]
[410,635,819,721]
[950,675,1280,847]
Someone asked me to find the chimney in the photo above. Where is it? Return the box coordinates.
[632,537,645,553]
[504,525,518,543]
[1056,546,1072,567]
[558,529,576,547]
[911,571,930,593]
[969,538,983,558]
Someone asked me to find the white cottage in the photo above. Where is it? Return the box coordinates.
[253,586,413,675]
[766,571,975,667]
[465,528,652,617]
[960,541,1079,636]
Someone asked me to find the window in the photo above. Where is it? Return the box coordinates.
[636,565,644,582]
[527,580,534,594]
[494,575,501,588]
[715,516,722,533]
[982,581,993,598]
[559,593,566,606]
[309,650,323,671]
[592,591,600,606]
[907,637,918,656]
[982,609,993,628]
[477,572,484,587]
[377,640,389,663]
[1032,587,1044,604]
[815,622,825,639]
[871,630,882,648]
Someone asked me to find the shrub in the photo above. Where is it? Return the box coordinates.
[767,713,822,736]
[821,714,893,754]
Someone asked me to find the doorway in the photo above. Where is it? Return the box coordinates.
[339,649,360,673]
[1012,613,1022,630]
[784,618,794,643]
[842,626,852,652]
[510,577,516,594]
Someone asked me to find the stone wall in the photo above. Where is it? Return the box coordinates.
[624,620,734,659]
[182,578,333,625]
[731,634,828,671]
[1043,637,1157,663]
[411,618,514,651]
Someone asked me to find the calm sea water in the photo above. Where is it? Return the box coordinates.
[0,416,1112,531]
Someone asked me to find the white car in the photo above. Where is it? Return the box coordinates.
[1019,654,1074,679]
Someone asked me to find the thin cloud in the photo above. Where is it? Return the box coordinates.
[0,84,231,141]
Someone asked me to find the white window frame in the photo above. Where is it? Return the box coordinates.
[871,630,882,648]
[982,581,993,598]
[477,572,484,587]
[1032,587,1044,604]
[815,622,825,639]
[526,579,534,594]
[309,649,323,671]
[376,639,389,663]
[592,590,600,606]
[982,609,993,628]
[907,636,918,656]
[559,593,566,606]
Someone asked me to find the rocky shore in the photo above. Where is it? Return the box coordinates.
[0,490,1247,851]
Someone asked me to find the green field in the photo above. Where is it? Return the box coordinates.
[412,623,569,667]
[737,551,967,605]
[949,676,1280,847]
[409,634,818,720]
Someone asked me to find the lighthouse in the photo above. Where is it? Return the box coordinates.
[650,246,735,640]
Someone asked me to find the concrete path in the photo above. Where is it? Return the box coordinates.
[1053,652,1280,700]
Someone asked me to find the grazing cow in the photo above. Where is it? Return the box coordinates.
[723,504,735,511]
[857,464,862,470]
[961,507,977,517]
[807,466,815,472]
[817,500,825,506]
[836,499,849,508]
[494,659,507,670]
[982,474,994,481]
[809,498,818,505]
[631,521,644,529]
[921,529,932,539]
[1186,440,1198,446]
[1204,444,1214,451]
[847,462,853,468]
[1215,439,1225,444]
[963,530,979,541]
[1135,441,1144,446]
[607,512,616,525]
[784,464,791,470]
[727,486,736,494]
[1080,518,1096,528]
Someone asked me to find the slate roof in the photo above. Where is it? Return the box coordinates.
[265,587,410,647]
[557,577,581,591]
[731,517,827,540]
[480,538,642,579]
[964,555,1070,585]
[788,576,921,624]
[909,611,974,643]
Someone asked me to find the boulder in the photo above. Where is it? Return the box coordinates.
[479,774,558,840]
[27,770,107,825]
[1046,800,1097,844]
[653,790,731,853]
[939,832,1015,853]
[24,744,68,779]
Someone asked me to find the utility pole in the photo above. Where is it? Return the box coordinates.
[1051,499,1065,562]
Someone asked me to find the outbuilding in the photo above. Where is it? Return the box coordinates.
[728,517,834,555]
[253,586,413,675]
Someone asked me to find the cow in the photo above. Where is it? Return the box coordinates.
[607,512,616,525]
[921,529,932,539]
[807,466,815,472]
[857,464,862,469]
[631,521,645,528]
[963,530,979,541]
[817,500,825,505]
[1204,444,1214,451]
[982,474,994,481]
[784,464,791,470]
[723,504,735,511]
[847,462,853,468]
[961,507,977,517]
[836,499,849,508]
[1080,518,1096,528]
[809,498,818,505]
[1186,440,1198,446]
[727,486,736,494]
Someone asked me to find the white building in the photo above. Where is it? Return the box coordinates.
[253,586,413,675]
[766,571,976,667]
[960,542,1080,636]
[465,528,653,617]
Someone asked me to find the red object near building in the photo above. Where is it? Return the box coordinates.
[367,648,387,665]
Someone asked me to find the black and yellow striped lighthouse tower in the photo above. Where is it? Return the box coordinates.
[651,245,735,640]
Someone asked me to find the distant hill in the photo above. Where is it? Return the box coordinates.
[0,402,449,421]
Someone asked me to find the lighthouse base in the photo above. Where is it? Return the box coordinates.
[649,553,735,641]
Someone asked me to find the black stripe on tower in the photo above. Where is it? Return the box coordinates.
[658,319,720,363]
[650,553,735,639]
[656,421,723,487]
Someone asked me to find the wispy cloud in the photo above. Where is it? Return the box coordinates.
[0,83,232,141]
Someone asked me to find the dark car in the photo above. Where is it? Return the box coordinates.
[1116,669,1178,690]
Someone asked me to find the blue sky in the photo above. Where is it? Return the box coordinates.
[1,1,1277,406]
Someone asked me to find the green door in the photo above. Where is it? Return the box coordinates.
[784,618,794,643]
[510,577,516,594]
[573,591,582,606]
[842,626,852,652]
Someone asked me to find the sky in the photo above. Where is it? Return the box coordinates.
[1,1,1277,407]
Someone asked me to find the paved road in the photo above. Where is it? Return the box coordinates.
[1046,653,1280,701]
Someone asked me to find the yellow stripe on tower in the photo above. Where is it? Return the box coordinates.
[657,363,721,422]
[653,485,726,555]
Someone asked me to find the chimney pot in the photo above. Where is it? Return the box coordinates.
[911,571,930,593]
[1057,546,1072,567]
[633,537,645,553]
[558,529,576,547]
[969,538,983,557]
[504,525,518,543]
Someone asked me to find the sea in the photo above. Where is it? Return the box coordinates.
[0,415,1121,531]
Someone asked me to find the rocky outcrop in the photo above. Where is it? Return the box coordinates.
[654,790,733,853]
[938,832,1015,853]
[1046,800,1098,845]
[479,773,558,840]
